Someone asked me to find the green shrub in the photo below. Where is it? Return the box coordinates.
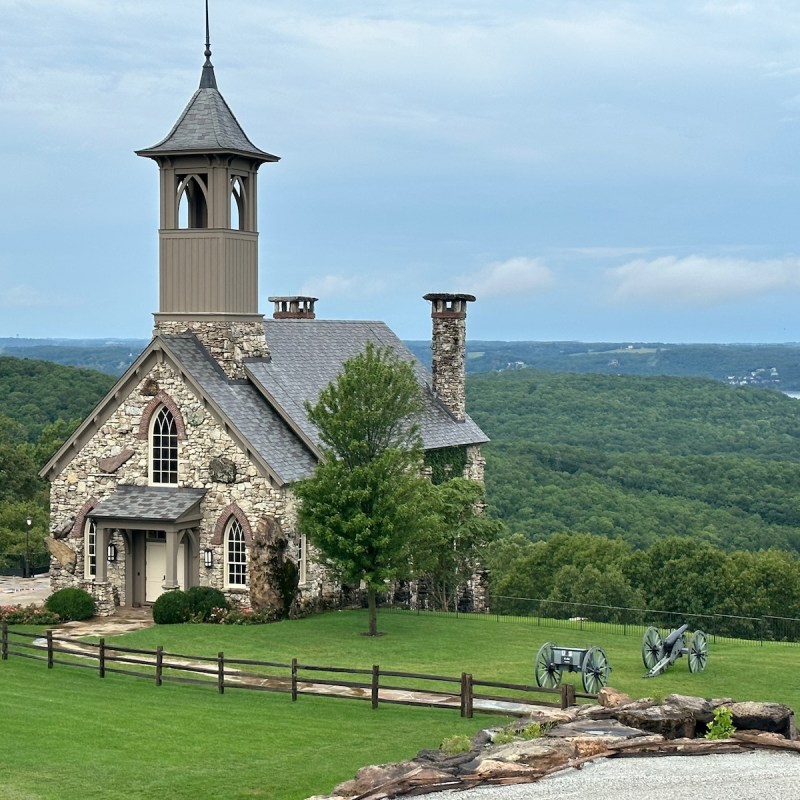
[520,722,548,740]
[0,604,61,625]
[45,588,95,621]
[440,735,472,755]
[152,590,191,624]
[705,706,735,740]
[186,586,228,622]
[220,607,276,625]
[491,730,516,745]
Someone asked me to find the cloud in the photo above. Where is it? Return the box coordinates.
[0,285,52,310]
[607,256,800,306]
[298,273,385,299]
[456,257,555,299]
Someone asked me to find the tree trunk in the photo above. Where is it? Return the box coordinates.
[367,586,378,636]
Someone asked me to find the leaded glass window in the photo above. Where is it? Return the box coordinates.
[151,405,178,484]
[226,519,247,587]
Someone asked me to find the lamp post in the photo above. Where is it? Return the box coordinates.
[24,517,32,579]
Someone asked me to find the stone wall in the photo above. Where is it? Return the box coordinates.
[153,320,269,380]
[429,313,467,421]
[48,359,314,614]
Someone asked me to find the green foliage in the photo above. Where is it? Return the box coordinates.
[705,706,735,740]
[424,447,468,485]
[152,590,192,625]
[45,587,95,621]
[491,730,515,744]
[212,607,277,625]
[415,478,505,611]
[0,355,113,442]
[440,734,473,755]
[520,721,548,740]
[296,343,436,636]
[185,586,228,622]
[0,604,61,625]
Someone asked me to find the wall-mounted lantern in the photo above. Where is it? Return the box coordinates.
[203,549,213,569]
[107,543,118,563]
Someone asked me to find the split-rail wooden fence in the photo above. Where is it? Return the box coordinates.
[1,624,596,716]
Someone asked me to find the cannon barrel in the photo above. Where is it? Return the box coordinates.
[663,623,688,651]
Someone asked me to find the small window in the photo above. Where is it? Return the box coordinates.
[225,518,247,587]
[85,519,97,579]
[298,533,307,584]
[151,405,178,485]
[176,174,209,229]
[230,176,247,231]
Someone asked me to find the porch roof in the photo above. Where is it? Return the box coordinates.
[87,486,206,526]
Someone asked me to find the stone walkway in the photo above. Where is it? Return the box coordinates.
[0,574,50,607]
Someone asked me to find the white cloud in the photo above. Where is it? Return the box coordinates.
[456,257,555,299]
[0,285,52,309]
[607,255,800,306]
[297,273,385,299]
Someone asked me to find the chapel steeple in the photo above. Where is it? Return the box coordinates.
[136,2,278,378]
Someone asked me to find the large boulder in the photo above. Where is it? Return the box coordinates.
[615,702,696,739]
[46,538,76,573]
[727,701,796,739]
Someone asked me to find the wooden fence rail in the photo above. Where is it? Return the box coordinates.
[1,623,593,716]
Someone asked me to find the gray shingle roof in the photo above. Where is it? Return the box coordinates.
[249,319,489,453]
[88,486,206,523]
[160,335,317,484]
[136,87,278,163]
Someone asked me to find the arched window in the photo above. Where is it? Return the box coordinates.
[176,174,209,229]
[298,533,307,585]
[230,176,247,231]
[85,519,97,579]
[151,405,178,485]
[225,518,247,587]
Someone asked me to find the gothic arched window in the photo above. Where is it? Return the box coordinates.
[151,405,178,485]
[225,518,247,588]
[176,174,209,229]
[230,175,247,231]
[84,518,97,579]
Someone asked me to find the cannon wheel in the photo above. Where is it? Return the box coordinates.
[534,642,561,688]
[642,626,664,671]
[581,646,611,694]
[688,629,708,673]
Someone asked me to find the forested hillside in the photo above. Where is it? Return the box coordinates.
[0,358,114,563]
[468,370,800,622]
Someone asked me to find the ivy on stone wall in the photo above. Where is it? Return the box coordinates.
[424,447,468,485]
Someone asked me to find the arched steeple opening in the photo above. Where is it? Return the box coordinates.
[177,174,209,229]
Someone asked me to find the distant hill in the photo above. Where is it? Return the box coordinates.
[0,338,147,377]
[406,340,800,390]
[0,356,114,441]
[5,337,800,388]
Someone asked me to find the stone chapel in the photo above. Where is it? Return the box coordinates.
[40,20,488,617]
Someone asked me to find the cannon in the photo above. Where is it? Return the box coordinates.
[642,624,708,678]
[534,642,611,694]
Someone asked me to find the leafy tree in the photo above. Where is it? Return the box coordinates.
[416,478,504,611]
[295,343,436,636]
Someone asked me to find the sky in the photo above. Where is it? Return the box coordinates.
[2,1,800,343]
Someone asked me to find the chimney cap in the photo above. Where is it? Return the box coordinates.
[423,293,476,303]
[269,296,318,320]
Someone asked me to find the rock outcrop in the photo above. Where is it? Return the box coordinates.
[307,691,797,800]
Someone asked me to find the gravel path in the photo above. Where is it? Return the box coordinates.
[429,751,800,799]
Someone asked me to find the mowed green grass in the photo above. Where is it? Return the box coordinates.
[2,609,798,800]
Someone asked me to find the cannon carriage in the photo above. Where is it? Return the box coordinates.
[642,624,708,678]
[534,642,611,693]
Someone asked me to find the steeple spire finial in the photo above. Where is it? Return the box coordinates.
[199,0,218,89]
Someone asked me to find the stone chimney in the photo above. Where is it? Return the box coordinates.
[423,293,475,421]
[269,296,318,319]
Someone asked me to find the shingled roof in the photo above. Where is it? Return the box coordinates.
[88,486,206,524]
[249,319,489,453]
[136,77,278,163]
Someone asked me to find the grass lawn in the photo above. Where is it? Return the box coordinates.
[2,609,798,800]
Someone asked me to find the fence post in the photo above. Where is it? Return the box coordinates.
[155,646,163,686]
[217,652,225,694]
[560,683,576,709]
[99,638,105,679]
[46,630,54,669]
[371,664,379,709]
[460,672,467,717]
[465,673,473,719]
[291,658,298,701]
[1,622,7,661]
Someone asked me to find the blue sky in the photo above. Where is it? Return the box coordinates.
[2,1,800,343]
